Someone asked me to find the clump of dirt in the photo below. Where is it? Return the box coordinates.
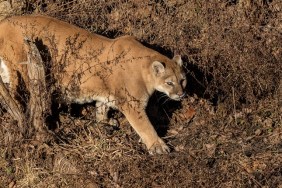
[0,0,281,187]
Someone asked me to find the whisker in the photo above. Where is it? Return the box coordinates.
[162,97,171,105]
[163,108,171,121]
[157,94,168,102]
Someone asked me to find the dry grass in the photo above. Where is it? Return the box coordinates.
[0,0,281,187]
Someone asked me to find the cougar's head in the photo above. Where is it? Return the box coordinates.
[152,55,187,101]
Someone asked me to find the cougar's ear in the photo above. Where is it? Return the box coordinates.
[152,61,165,76]
[173,55,183,67]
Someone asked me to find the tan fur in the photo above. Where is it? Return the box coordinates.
[0,15,186,154]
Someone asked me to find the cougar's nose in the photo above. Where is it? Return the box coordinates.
[178,91,186,98]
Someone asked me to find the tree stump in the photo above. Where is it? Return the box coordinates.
[24,37,51,138]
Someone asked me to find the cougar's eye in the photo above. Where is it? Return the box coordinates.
[166,81,174,86]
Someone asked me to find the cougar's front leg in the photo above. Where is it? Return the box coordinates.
[120,104,170,155]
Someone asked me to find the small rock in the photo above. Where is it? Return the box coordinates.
[255,129,262,136]
[263,118,273,128]
[205,143,216,157]
[175,144,185,152]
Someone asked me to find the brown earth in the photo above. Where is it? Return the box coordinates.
[0,1,281,187]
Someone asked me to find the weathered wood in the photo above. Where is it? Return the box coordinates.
[24,37,50,134]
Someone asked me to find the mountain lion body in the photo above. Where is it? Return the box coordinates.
[0,15,186,154]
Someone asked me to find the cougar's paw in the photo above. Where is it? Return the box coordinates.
[108,118,119,127]
[148,138,170,155]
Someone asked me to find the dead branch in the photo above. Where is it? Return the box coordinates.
[0,77,26,131]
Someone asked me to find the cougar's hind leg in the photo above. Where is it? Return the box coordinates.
[96,101,108,122]
[95,101,119,126]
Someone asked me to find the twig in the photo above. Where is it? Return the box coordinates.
[232,87,237,126]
